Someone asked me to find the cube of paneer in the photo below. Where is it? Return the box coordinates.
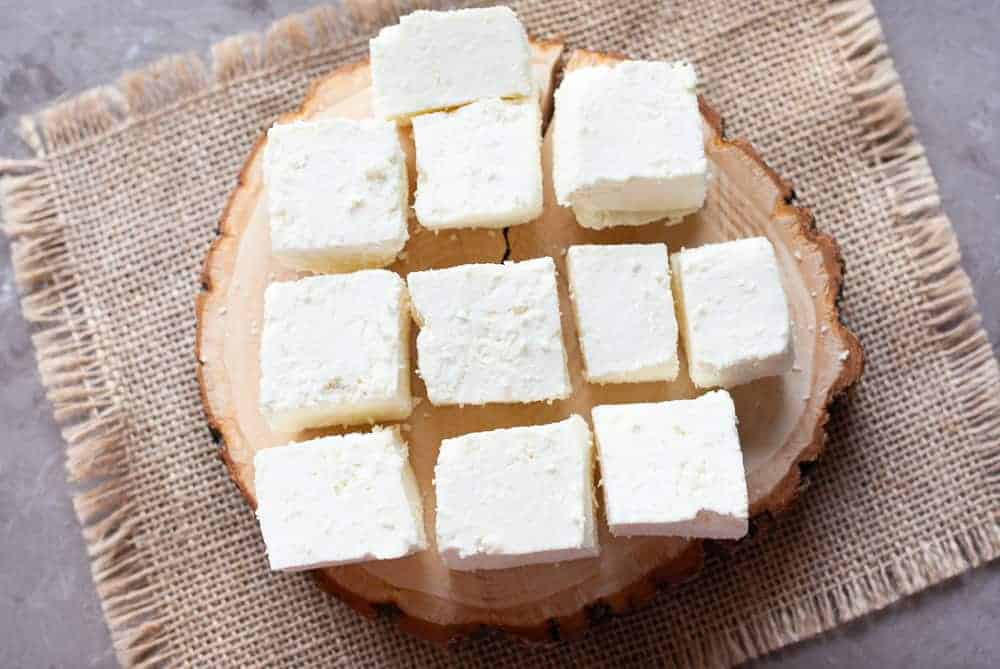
[254,428,426,570]
[259,271,412,431]
[412,98,543,230]
[592,391,748,539]
[406,258,571,405]
[262,119,408,272]
[434,415,598,570]
[370,7,534,121]
[671,237,794,388]
[553,61,707,225]
[566,243,679,383]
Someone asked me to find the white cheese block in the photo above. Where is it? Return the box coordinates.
[553,60,707,215]
[407,257,571,405]
[591,390,748,539]
[370,7,534,122]
[671,237,794,388]
[434,415,598,570]
[262,119,408,272]
[412,98,543,230]
[254,428,426,571]
[259,271,412,431]
[566,243,679,383]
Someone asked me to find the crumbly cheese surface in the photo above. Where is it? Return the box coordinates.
[259,271,411,431]
[434,415,598,570]
[412,98,543,230]
[671,237,794,388]
[566,244,679,383]
[254,428,426,571]
[370,7,533,121]
[407,257,571,405]
[262,119,408,272]
[553,61,707,213]
[591,391,748,539]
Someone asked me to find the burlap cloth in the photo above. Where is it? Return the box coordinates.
[1,0,997,666]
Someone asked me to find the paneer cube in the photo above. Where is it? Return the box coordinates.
[671,237,794,388]
[406,258,571,406]
[262,119,408,272]
[553,60,707,227]
[370,7,533,121]
[566,243,679,383]
[434,415,598,570]
[592,391,748,539]
[259,271,412,431]
[254,428,426,570]
[412,98,542,230]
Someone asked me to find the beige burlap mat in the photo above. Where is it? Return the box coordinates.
[1,0,997,666]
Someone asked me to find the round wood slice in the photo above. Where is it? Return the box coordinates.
[197,44,863,642]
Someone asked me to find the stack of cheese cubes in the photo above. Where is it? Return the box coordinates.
[263,7,542,277]
[554,60,709,229]
[251,7,795,573]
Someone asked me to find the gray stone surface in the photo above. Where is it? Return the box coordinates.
[0,1,996,667]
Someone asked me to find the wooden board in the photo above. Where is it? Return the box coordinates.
[196,44,863,642]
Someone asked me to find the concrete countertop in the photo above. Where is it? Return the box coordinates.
[0,1,997,667]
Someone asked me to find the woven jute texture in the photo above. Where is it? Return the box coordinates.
[1,0,998,666]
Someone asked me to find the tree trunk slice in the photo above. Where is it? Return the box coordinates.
[196,44,863,643]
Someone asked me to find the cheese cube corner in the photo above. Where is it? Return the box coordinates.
[370,7,533,121]
[671,236,794,388]
[254,428,426,570]
[553,61,707,224]
[259,271,412,431]
[262,119,408,272]
[566,243,679,383]
[413,98,542,230]
[434,415,598,570]
[592,391,748,539]
[407,257,571,405]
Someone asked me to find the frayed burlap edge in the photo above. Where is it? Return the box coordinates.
[828,0,1000,463]
[685,521,1000,668]
[0,2,480,667]
[0,0,997,667]
[653,4,1000,661]
[682,2,1000,666]
[827,1,1000,500]
[681,1,1000,664]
